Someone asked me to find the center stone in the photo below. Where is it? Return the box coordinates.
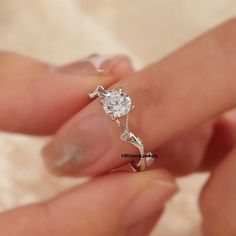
[102,89,132,119]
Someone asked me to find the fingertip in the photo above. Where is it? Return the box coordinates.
[100,55,134,79]
[110,58,134,78]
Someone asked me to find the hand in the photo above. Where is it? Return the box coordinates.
[0,53,177,236]
[43,18,236,236]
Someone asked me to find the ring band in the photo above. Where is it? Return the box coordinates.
[88,85,155,171]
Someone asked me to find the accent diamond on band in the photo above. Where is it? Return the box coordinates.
[88,85,155,171]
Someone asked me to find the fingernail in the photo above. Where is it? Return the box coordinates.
[56,55,115,76]
[124,170,178,227]
[42,114,112,175]
[86,54,115,70]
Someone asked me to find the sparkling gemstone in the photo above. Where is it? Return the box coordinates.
[102,89,132,119]
[120,130,130,141]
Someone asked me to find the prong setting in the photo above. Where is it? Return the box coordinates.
[88,85,106,99]
[101,88,132,119]
[88,85,155,171]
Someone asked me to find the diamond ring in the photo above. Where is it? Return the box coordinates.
[88,85,155,171]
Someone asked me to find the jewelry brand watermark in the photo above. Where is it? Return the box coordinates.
[121,153,158,158]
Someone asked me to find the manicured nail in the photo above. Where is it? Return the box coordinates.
[42,114,112,175]
[124,171,178,227]
[56,55,114,76]
[86,54,115,70]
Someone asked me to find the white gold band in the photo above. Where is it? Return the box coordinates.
[88,85,155,171]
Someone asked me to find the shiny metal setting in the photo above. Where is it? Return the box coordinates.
[89,85,155,171]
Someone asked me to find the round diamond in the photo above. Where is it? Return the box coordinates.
[102,89,132,119]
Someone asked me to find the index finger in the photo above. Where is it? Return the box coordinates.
[43,18,236,176]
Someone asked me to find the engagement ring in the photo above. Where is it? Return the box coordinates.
[88,85,155,171]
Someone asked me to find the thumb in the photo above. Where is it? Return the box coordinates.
[0,170,177,236]
[0,52,133,134]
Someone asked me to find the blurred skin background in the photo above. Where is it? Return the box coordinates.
[0,1,236,235]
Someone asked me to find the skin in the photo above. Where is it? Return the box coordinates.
[0,52,177,236]
[0,17,236,235]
